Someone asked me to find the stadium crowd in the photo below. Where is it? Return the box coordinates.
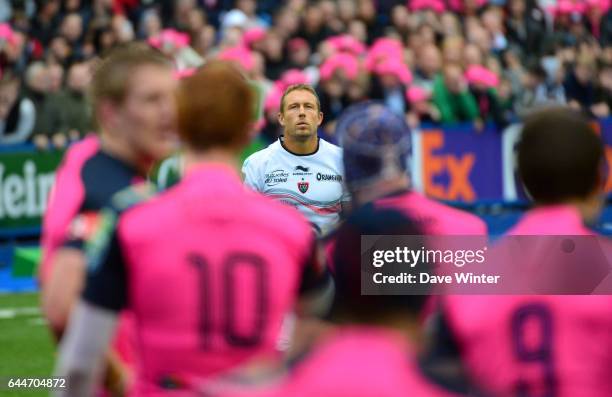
[1,0,612,147]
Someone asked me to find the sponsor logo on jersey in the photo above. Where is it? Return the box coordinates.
[84,208,117,272]
[293,165,313,177]
[298,181,309,194]
[68,211,103,241]
[316,173,343,182]
[264,169,289,186]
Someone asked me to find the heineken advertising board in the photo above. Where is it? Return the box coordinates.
[0,150,63,230]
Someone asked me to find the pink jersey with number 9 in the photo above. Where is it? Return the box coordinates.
[443,205,612,397]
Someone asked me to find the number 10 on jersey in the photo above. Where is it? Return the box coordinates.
[188,252,269,349]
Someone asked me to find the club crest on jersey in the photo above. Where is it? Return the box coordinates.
[298,181,309,194]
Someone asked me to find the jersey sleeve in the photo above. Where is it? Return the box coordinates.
[81,207,128,312]
[62,210,105,251]
[241,154,263,192]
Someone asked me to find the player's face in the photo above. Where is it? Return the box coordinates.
[279,89,323,141]
[118,64,178,164]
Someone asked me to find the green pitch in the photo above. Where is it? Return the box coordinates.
[0,293,55,396]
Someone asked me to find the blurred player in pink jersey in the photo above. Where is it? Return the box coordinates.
[325,101,486,272]
[336,101,487,235]
[54,61,330,397]
[324,102,487,336]
[441,107,612,397]
[41,43,178,394]
[253,205,464,397]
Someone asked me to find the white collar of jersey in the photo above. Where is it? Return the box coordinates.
[279,136,320,157]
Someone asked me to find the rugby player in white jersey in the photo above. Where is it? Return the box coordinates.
[242,84,349,237]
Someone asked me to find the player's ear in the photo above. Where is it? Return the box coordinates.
[278,111,285,127]
[316,111,323,127]
[98,100,119,130]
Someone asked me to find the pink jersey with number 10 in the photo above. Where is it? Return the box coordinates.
[82,164,322,396]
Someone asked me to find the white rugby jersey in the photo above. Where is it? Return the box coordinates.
[242,137,349,236]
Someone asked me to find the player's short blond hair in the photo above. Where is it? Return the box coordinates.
[280,84,320,114]
[90,43,172,123]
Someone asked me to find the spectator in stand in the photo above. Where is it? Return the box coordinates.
[287,37,311,70]
[346,72,370,105]
[1,27,29,74]
[584,0,607,41]
[47,36,72,66]
[261,85,283,144]
[171,0,198,32]
[463,43,485,68]
[262,29,288,80]
[369,57,412,116]
[59,13,84,59]
[138,9,162,41]
[0,72,35,144]
[505,0,546,62]
[110,14,135,45]
[191,23,216,58]
[317,75,349,139]
[46,63,64,94]
[496,77,517,121]
[413,44,442,93]
[502,48,526,98]
[442,36,465,65]
[23,61,48,133]
[600,4,612,46]
[297,3,329,51]
[233,0,268,30]
[406,86,441,129]
[433,63,480,124]
[482,5,508,55]
[29,0,61,46]
[317,52,357,136]
[356,0,385,43]
[273,6,301,41]
[390,4,411,38]
[34,61,92,150]
[592,61,612,117]
[466,64,510,128]
[565,54,598,111]
[148,28,203,70]
[515,62,549,117]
